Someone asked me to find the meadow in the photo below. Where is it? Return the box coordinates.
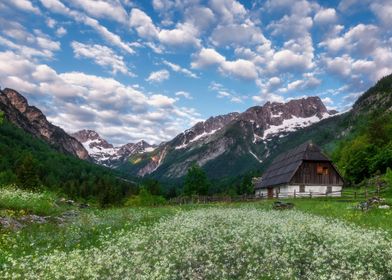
[1,186,392,279]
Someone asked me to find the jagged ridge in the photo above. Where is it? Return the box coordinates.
[0,88,89,160]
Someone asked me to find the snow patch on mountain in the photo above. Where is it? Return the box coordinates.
[71,130,156,167]
[263,112,332,140]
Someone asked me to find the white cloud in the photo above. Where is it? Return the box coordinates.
[314,8,337,25]
[8,0,40,14]
[322,97,333,105]
[268,49,313,72]
[163,60,198,78]
[252,92,284,104]
[191,48,225,68]
[371,1,392,26]
[175,91,193,100]
[68,0,128,24]
[55,27,67,37]
[319,24,379,56]
[71,41,134,76]
[39,0,134,54]
[0,23,61,59]
[0,50,200,145]
[209,0,246,24]
[130,8,201,48]
[210,24,268,47]
[46,18,57,28]
[192,48,258,80]
[146,69,170,83]
[158,22,201,47]
[129,8,159,39]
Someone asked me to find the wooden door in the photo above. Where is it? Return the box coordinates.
[267,187,274,198]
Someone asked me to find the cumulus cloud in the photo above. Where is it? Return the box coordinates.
[0,50,200,145]
[39,0,134,54]
[192,48,258,80]
[130,8,201,47]
[8,0,40,14]
[129,8,159,39]
[146,69,170,83]
[55,27,67,37]
[371,1,392,26]
[71,41,134,76]
[68,0,128,24]
[0,22,61,59]
[163,60,198,78]
[319,24,379,55]
[314,8,337,25]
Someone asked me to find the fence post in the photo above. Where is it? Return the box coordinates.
[354,191,357,200]
[365,188,368,199]
[276,189,279,199]
[310,191,312,199]
[294,189,296,199]
[377,185,380,197]
[261,193,264,200]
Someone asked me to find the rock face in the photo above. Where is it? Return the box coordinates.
[0,88,89,160]
[71,129,156,167]
[123,96,336,179]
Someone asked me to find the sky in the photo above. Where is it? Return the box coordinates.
[0,0,391,145]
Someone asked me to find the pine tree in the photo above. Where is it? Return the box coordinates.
[15,153,41,189]
[184,163,210,196]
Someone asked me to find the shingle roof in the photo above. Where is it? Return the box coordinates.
[256,141,330,189]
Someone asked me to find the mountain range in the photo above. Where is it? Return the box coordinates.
[1,74,391,184]
[71,129,156,168]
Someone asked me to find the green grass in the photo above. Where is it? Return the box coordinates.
[0,185,64,216]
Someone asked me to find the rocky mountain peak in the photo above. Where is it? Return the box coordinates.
[0,88,89,160]
[71,130,114,150]
[72,129,156,167]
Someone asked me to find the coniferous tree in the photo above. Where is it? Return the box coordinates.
[184,163,210,196]
[15,153,41,189]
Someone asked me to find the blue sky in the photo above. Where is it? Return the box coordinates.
[0,0,391,145]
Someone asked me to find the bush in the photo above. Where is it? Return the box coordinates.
[124,189,166,207]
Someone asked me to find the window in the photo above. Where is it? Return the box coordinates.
[317,164,329,175]
[299,185,305,193]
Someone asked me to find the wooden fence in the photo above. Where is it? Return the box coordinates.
[169,186,387,205]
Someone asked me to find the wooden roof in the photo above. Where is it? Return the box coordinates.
[256,141,331,189]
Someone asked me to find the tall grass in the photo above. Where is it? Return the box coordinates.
[0,185,59,215]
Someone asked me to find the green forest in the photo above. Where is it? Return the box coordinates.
[0,116,137,206]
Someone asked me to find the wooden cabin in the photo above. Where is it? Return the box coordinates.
[255,141,344,198]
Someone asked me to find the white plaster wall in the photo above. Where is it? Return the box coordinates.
[255,185,342,197]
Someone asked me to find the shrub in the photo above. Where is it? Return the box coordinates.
[124,189,166,207]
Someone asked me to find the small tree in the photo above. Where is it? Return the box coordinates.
[15,153,41,189]
[142,178,161,195]
[184,163,210,196]
[237,173,254,195]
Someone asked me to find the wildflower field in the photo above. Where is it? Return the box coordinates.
[1,187,392,279]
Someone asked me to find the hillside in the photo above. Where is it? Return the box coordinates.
[0,117,137,205]
[0,88,89,160]
[119,96,337,181]
[116,74,392,187]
